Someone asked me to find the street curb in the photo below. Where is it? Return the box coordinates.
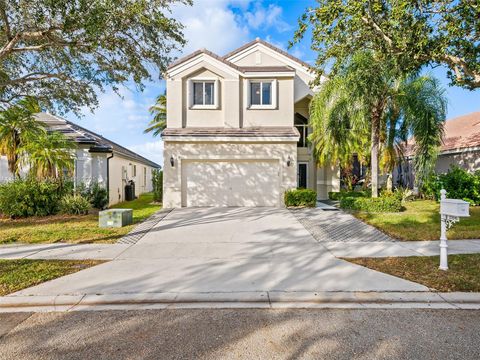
[2,291,480,312]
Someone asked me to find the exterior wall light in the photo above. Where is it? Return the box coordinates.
[170,155,175,167]
[287,155,292,167]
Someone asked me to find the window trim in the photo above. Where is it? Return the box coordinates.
[296,123,309,148]
[188,78,219,110]
[246,79,277,110]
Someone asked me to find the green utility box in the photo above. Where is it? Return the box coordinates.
[99,209,133,228]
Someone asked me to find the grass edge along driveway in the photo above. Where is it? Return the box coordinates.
[0,193,161,245]
[0,259,104,296]
[352,200,480,241]
[347,254,480,292]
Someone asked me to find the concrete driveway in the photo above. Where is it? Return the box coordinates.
[13,208,427,297]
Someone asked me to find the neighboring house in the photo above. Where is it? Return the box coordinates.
[0,113,160,205]
[394,111,480,187]
[162,38,340,208]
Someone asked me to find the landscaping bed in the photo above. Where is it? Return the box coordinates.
[347,254,480,292]
[0,193,161,244]
[0,259,103,296]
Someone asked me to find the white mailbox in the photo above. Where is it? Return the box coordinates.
[440,198,470,218]
[438,189,470,271]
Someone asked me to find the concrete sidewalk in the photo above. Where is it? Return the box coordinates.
[324,239,480,258]
[0,243,129,260]
[1,239,479,261]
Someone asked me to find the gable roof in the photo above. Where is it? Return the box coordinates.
[35,113,161,168]
[223,38,314,71]
[167,48,243,72]
[166,39,313,75]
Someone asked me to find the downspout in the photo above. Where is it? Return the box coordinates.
[106,153,114,206]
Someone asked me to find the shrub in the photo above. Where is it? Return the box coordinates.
[421,166,480,205]
[284,189,317,207]
[328,190,368,201]
[0,178,70,218]
[152,169,163,203]
[340,196,402,212]
[78,182,108,209]
[59,195,91,215]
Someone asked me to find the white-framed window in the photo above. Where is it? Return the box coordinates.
[188,79,219,109]
[246,79,277,109]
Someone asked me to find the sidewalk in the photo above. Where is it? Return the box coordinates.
[2,239,480,261]
[324,239,480,258]
[0,243,129,260]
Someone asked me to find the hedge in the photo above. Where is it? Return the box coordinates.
[0,179,72,218]
[284,189,317,207]
[422,166,480,205]
[340,196,402,212]
[152,169,163,203]
[328,191,368,201]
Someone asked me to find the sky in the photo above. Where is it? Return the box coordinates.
[65,0,480,167]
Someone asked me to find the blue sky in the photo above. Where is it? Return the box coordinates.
[65,0,480,166]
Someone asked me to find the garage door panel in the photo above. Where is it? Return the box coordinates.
[184,160,279,207]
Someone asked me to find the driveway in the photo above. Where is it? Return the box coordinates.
[12,208,427,297]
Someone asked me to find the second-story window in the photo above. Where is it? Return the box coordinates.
[250,81,272,106]
[247,79,277,109]
[193,81,215,106]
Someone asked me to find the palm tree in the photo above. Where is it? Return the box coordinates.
[21,131,76,179]
[380,75,447,190]
[0,98,42,177]
[309,52,447,197]
[144,93,166,137]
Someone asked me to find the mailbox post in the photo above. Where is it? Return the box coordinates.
[439,189,470,270]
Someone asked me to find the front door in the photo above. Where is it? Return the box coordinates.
[297,163,308,189]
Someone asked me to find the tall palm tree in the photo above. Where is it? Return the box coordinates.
[309,52,447,197]
[144,93,166,137]
[0,98,42,177]
[21,131,75,179]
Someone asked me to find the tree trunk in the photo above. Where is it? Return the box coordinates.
[386,173,393,192]
[370,107,381,198]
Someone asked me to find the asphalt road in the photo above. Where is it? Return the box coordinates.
[1,309,479,359]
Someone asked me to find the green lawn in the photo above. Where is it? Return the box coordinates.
[353,200,480,241]
[0,259,103,296]
[347,254,480,292]
[0,193,161,244]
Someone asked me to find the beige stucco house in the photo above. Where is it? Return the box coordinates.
[0,113,160,206]
[162,39,339,208]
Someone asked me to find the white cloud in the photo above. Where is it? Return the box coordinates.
[172,0,251,55]
[244,2,291,32]
[128,141,164,167]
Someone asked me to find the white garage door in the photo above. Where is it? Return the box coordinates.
[183,160,280,207]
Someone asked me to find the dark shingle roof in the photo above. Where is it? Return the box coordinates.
[162,127,299,138]
[34,113,161,168]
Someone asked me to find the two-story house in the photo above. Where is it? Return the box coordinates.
[162,38,339,208]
